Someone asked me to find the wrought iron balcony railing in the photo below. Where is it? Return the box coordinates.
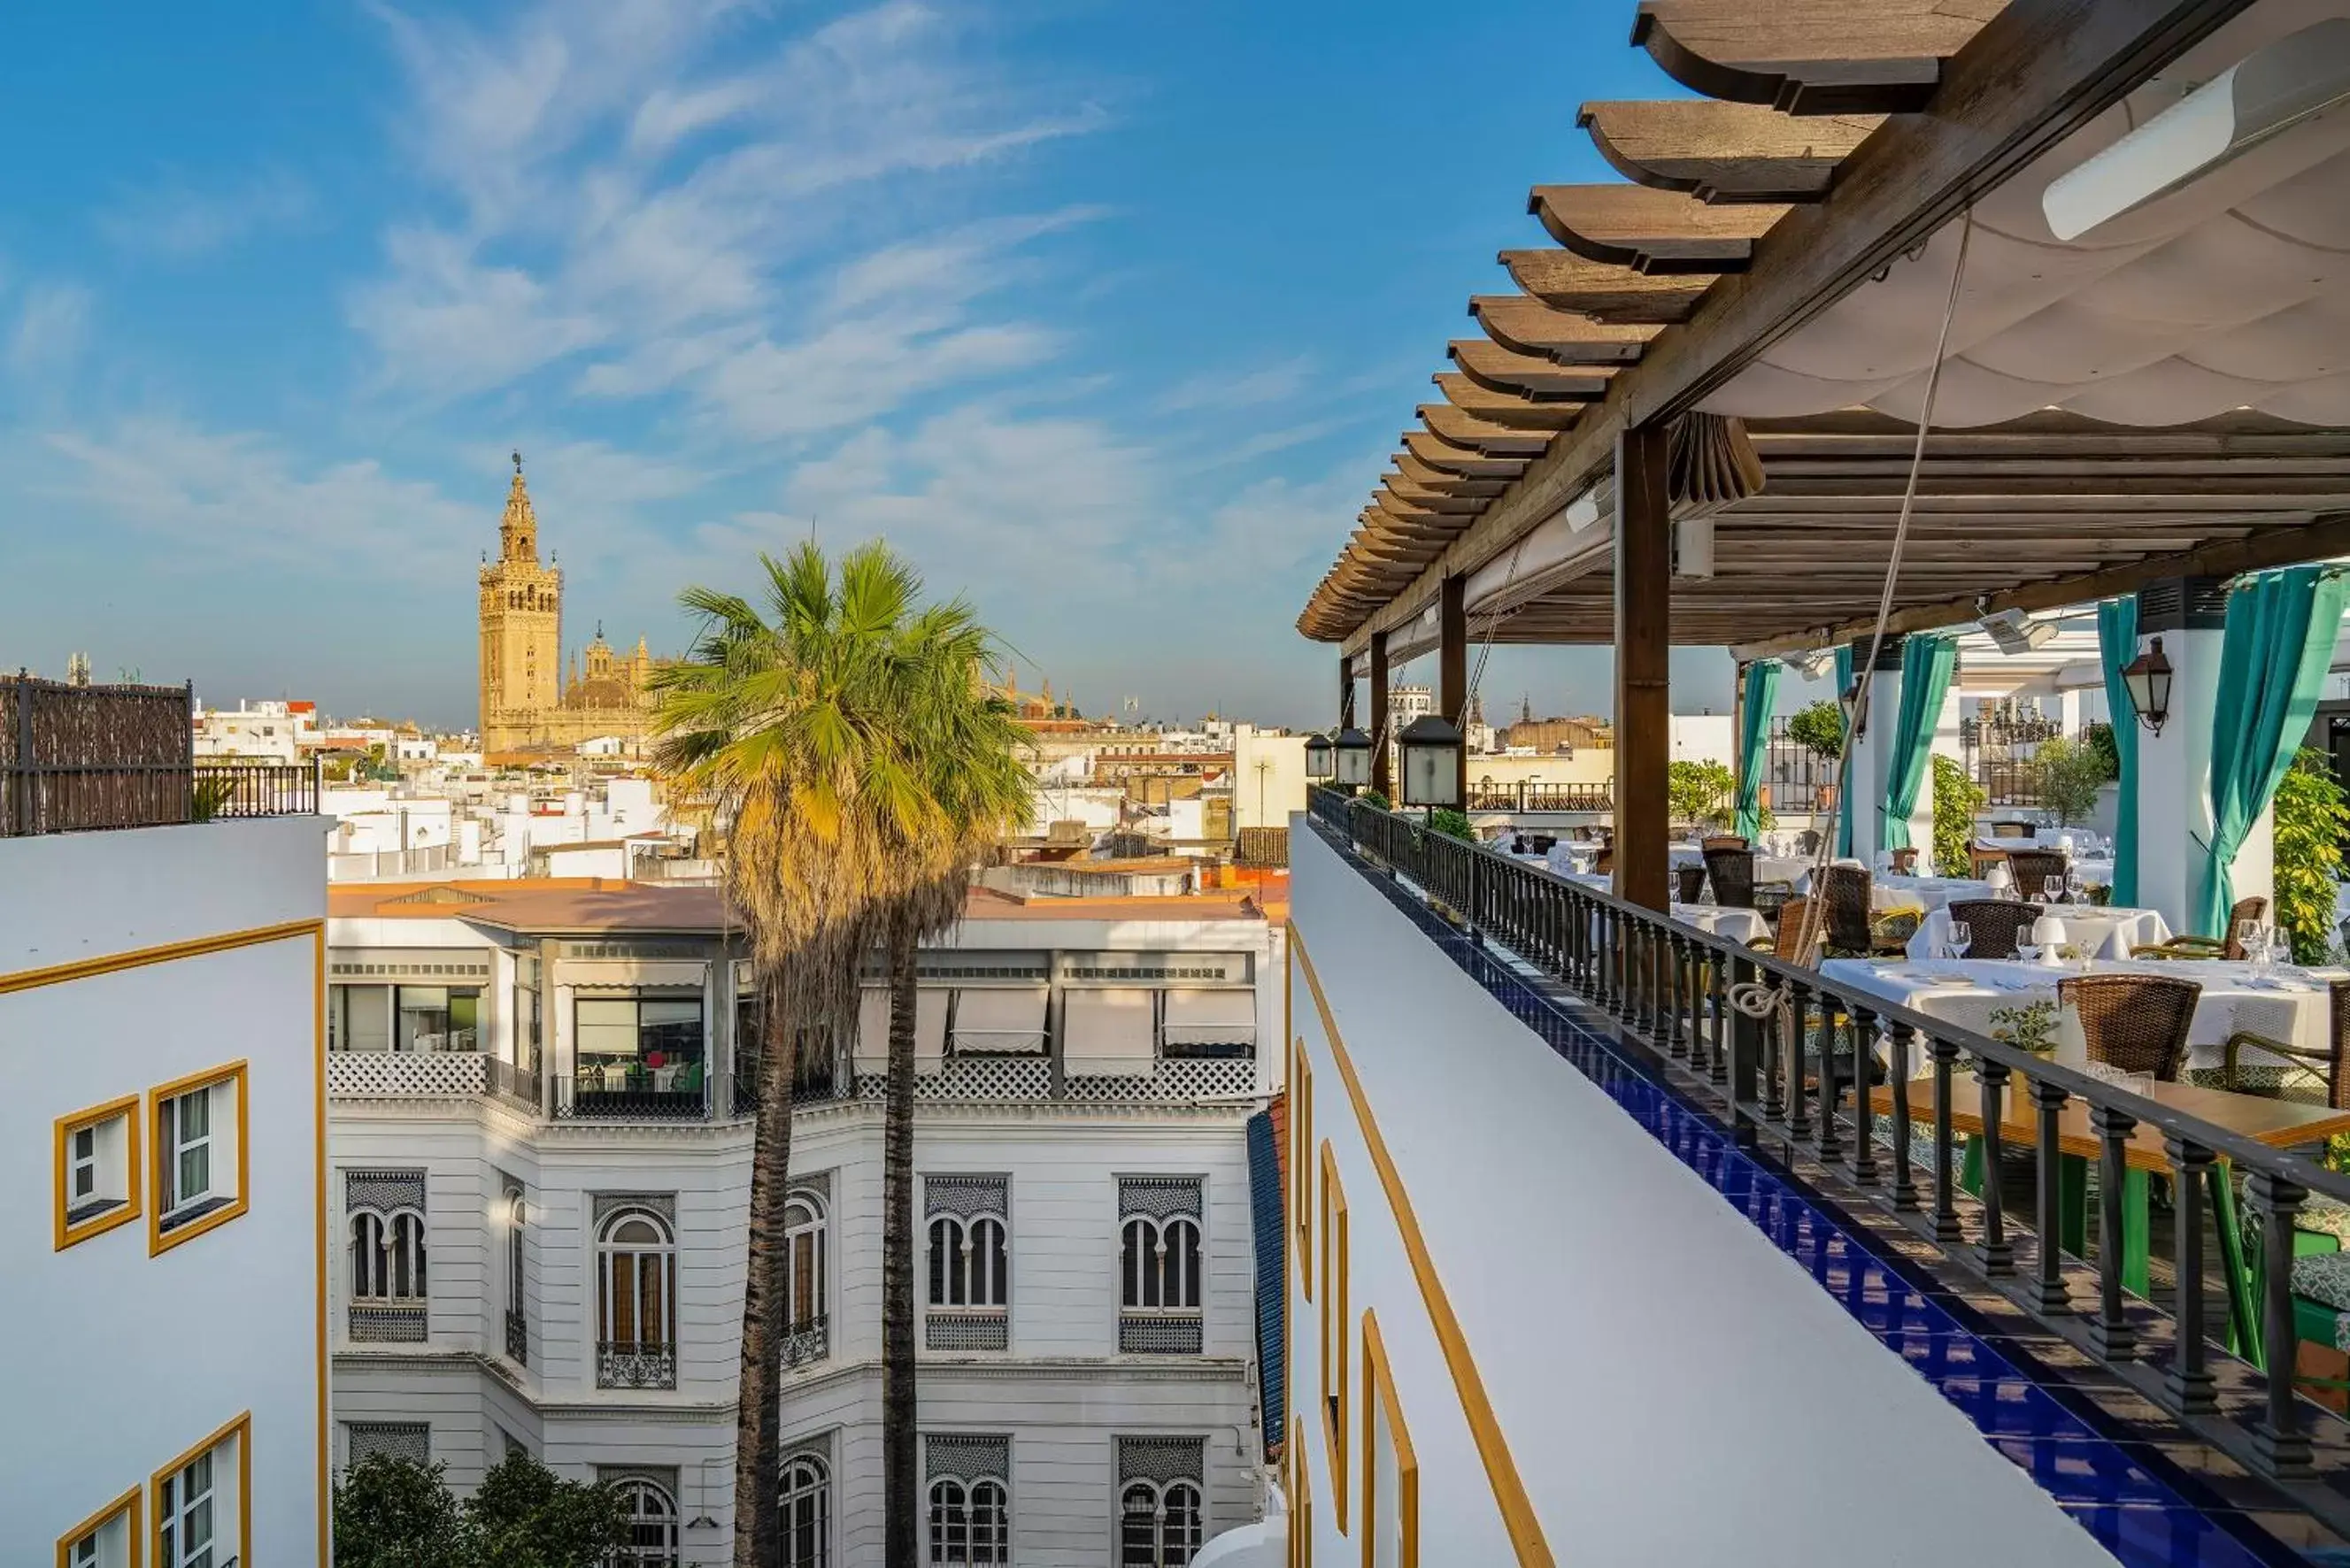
[1307,786,2350,1503]
[504,1308,528,1367]
[782,1314,829,1369]
[1464,780,1614,812]
[1119,1310,1204,1355]
[559,1071,707,1121]
[348,1301,428,1344]
[925,1309,1008,1352]
[597,1340,677,1389]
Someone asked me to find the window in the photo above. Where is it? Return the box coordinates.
[328,984,391,1052]
[1360,1311,1419,1568]
[55,1095,140,1249]
[1120,1480,1203,1567]
[575,996,706,1108]
[513,957,542,1072]
[786,1191,828,1330]
[1121,1216,1202,1311]
[605,1476,680,1568]
[150,1065,246,1255]
[597,1203,677,1387]
[1319,1143,1348,1531]
[351,1208,429,1298]
[780,1454,832,1568]
[153,1415,248,1568]
[505,1188,528,1364]
[927,1478,1010,1565]
[1290,1418,1312,1568]
[1119,1178,1204,1354]
[56,1487,138,1568]
[928,1214,1008,1310]
[397,985,481,1052]
[1293,1047,1313,1300]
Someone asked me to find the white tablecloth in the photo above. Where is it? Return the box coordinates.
[1797,872,1997,912]
[1906,904,2170,961]
[1816,957,2341,1078]
[1681,851,1813,887]
[1557,874,1769,946]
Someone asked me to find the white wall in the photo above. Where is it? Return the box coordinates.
[1286,826,2116,1566]
[1232,726,1308,833]
[4,817,327,1561]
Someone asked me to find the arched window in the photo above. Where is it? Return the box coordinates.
[1118,1478,1204,1567]
[1120,1216,1200,1311]
[785,1192,827,1330]
[928,1476,1010,1565]
[507,1194,527,1318]
[928,1214,1007,1309]
[605,1477,680,1568]
[351,1208,428,1300]
[780,1454,832,1568]
[597,1208,676,1350]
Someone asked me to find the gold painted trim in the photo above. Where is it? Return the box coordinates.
[1290,920,1555,1567]
[55,1484,142,1568]
[1294,1038,1314,1301]
[150,1411,250,1568]
[1292,1416,1314,1568]
[53,1093,143,1250]
[1319,1140,1348,1534]
[146,1061,250,1257]
[1360,1310,1420,1568]
[314,926,331,1564]
[0,917,323,996]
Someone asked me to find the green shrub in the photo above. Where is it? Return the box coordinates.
[334,1452,628,1568]
[1429,807,1475,842]
[1667,759,1737,833]
[1932,753,1984,878]
[1358,788,1391,811]
[2079,721,2121,782]
[1786,700,1845,759]
[2275,748,2349,964]
[2033,736,2107,827]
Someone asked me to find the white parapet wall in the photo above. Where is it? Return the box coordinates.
[1283,822,2118,1566]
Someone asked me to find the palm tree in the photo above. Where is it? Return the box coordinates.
[652,542,952,1568]
[871,608,1032,1565]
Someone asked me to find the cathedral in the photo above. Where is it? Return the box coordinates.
[476,455,657,755]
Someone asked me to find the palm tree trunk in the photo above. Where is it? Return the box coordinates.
[733,972,797,1567]
[883,916,921,1566]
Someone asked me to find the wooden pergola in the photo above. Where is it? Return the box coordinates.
[1298,0,2350,910]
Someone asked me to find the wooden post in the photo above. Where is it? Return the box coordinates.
[1368,631,1391,799]
[1440,574,1468,809]
[1615,420,1673,911]
[1338,654,1356,731]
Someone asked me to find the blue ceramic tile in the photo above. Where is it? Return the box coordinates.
[1992,1439,2178,1506]
[2062,1505,2275,1568]
[1938,1378,2097,1441]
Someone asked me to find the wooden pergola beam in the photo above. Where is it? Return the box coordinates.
[1500,250,1714,323]
[1436,373,1592,430]
[1395,453,1508,496]
[1402,432,1530,478]
[1529,184,1789,273]
[1419,404,1556,456]
[1446,340,1618,400]
[1630,0,2001,115]
[1469,296,1660,364]
[1578,100,1881,203]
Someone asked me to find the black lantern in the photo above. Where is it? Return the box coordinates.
[1397,714,1464,809]
[2121,635,2174,735]
[1840,680,1868,743]
[1304,730,1335,781]
[1331,727,1374,789]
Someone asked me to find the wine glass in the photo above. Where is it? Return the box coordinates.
[1945,919,1972,964]
[2016,936,2042,965]
[2044,875,2068,907]
[2236,918,2269,975]
[2065,870,2086,905]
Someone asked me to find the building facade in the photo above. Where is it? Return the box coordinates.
[6,813,329,1566]
[478,456,656,755]
[325,879,1283,1564]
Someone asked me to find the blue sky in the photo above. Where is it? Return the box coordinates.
[0,0,1731,729]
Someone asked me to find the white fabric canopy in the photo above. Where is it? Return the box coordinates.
[951,986,1049,1053]
[1161,988,1258,1046]
[856,984,948,1069]
[1064,988,1158,1066]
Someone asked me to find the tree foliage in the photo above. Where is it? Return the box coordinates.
[2032,736,2107,827]
[1932,753,1984,879]
[2275,748,2350,965]
[334,1454,628,1568]
[2078,721,2121,783]
[1428,807,1475,842]
[1785,700,1845,759]
[1667,759,1737,832]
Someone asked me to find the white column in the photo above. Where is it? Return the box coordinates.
[1904,663,1964,861]
[2055,688,2083,736]
[2132,578,2247,934]
[1847,637,1908,865]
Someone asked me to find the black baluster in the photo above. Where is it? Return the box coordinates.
[1814,985,1843,1164]
[2089,1103,2138,1360]
[1666,932,1690,1058]
[1930,1035,1962,1241]
[1759,982,1785,1123]
[1785,983,1814,1141]
[1976,1056,2013,1276]
[1848,1002,1878,1185]
[1689,938,1713,1076]
[2248,1169,2313,1475]
[1887,1023,1918,1211]
[2163,1137,2217,1415]
[2027,1078,2071,1315]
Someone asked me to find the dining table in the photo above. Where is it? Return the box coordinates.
[1905,903,2172,961]
[1798,871,1999,913]
[1559,872,1770,946]
[1868,1068,2350,1362]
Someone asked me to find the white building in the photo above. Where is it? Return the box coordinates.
[324,877,1286,1564]
[1230,725,1306,835]
[194,697,315,762]
[4,809,329,1564]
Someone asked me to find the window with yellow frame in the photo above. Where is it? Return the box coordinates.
[152,1412,250,1568]
[1318,1141,1348,1533]
[1293,1043,1313,1300]
[54,1094,142,1251]
[1291,1416,1313,1568]
[147,1062,249,1257]
[56,1485,140,1568]
[1360,1311,1419,1568]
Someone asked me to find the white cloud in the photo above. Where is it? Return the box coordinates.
[1158,357,1315,414]
[98,170,312,259]
[9,283,93,380]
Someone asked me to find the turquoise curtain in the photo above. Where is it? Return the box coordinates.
[2200,566,2349,935]
[1734,660,1781,840]
[2096,597,2140,907]
[1879,635,1957,852]
[1833,645,1854,858]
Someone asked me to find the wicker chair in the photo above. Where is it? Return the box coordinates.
[1888,846,1919,874]
[1766,897,1817,964]
[1675,864,1707,904]
[1752,881,1796,923]
[2220,977,2350,1105]
[2005,849,2069,901]
[1969,845,2009,880]
[1701,834,1749,853]
[2135,895,2271,962]
[2059,973,2201,1081]
[1794,829,1823,857]
[1704,848,1756,910]
[1817,865,1876,957]
[1990,821,2033,840]
[1942,900,2046,962]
